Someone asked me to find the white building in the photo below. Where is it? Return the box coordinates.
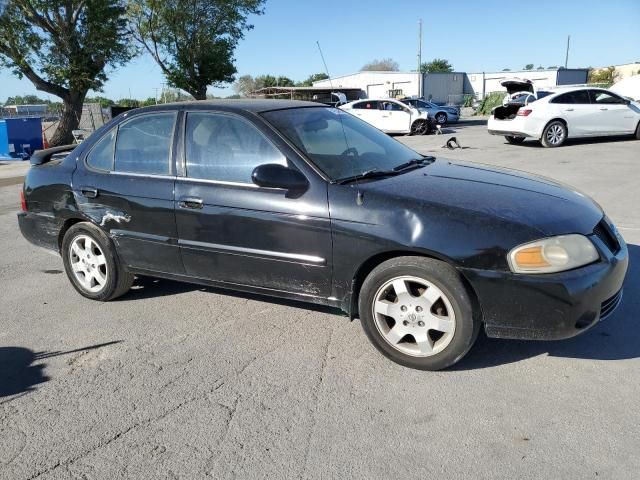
[465,68,589,98]
[313,71,421,98]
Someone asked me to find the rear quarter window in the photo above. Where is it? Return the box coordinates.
[86,129,116,171]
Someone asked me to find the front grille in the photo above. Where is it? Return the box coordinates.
[593,219,620,254]
[600,289,623,320]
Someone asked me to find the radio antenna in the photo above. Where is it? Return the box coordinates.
[316,41,334,90]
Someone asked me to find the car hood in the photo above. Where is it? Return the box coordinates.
[358,159,603,236]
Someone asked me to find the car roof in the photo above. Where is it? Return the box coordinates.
[127,99,323,115]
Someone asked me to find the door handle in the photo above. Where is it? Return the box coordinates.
[564,108,574,112]
[178,197,203,209]
[80,186,98,198]
[599,107,608,111]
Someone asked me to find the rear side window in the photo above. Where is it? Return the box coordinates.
[114,113,176,175]
[589,90,626,104]
[184,112,286,183]
[352,101,379,110]
[87,129,116,171]
[551,91,590,104]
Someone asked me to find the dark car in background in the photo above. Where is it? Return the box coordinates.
[18,100,627,370]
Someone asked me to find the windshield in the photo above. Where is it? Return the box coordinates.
[262,107,423,181]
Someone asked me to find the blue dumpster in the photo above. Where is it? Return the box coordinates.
[0,117,44,160]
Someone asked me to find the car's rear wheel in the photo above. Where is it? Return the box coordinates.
[410,119,429,135]
[635,121,640,140]
[435,112,448,125]
[541,120,567,147]
[62,222,134,301]
[505,135,526,144]
[358,257,479,370]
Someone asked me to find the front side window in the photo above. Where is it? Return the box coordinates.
[352,101,379,110]
[114,113,175,175]
[185,112,286,183]
[379,101,405,111]
[262,107,421,180]
[590,90,626,104]
[87,128,116,171]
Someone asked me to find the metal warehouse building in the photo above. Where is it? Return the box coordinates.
[313,68,589,104]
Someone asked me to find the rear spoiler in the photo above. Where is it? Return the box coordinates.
[30,145,77,166]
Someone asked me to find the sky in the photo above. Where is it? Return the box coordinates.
[1,0,639,102]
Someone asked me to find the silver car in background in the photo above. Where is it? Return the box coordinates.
[400,98,460,124]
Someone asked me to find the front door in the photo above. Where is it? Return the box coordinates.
[73,112,183,274]
[551,90,593,136]
[588,90,637,134]
[174,111,333,298]
[378,101,412,133]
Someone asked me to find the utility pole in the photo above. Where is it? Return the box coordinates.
[417,19,422,72]
[564,35,570,68]
[153,88,159,105]
[418,19,423,98]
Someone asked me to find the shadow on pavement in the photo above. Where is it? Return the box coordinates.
[454,243,639,370]
[0,341,122,399]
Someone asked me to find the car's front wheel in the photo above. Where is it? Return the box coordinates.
[541,120,567,147]
[358,257,479,370]
[635,121,640,140]
[62,222,134,301]
[410,119,429,135]
[505,135,526,144]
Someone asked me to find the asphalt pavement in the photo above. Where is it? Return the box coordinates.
[1,125,639,479]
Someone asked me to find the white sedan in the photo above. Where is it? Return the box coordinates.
[488,87,640,147]
[339,98,432,135]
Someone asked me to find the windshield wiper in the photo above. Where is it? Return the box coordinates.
[393,156,435,172]
[336,169,398,185]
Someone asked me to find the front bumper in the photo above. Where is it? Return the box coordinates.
[461,234,628,340]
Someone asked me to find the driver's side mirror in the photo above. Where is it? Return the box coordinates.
[251,163,308,191]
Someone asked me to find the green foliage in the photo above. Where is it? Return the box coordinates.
[0,0,135,144]
[128,0,265,99]
[297,73,329,87]
[502,68,511,72]
[588,66,616,87]
[86,96,116,108]
[463,94,475,108]
[420,58,453,73]
[475,92,504,116]
[524,64,534,70]
[361,58,399,71]
[116,98,140,108]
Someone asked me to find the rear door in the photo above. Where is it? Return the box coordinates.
[73,111,183,273]
[350,100,381,129]
[588,90,637,134]
[550,90,592,136]
[174,110,333,297]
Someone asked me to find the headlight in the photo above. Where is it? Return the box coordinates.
[508,234,599,274]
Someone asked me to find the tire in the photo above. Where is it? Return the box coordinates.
[541,120,567,147]
[505,135,526,145]
[410,120,428,135]
[61,222,134,301]
[435,112,448,125]
[358,256,479,370]
[635,121,640,140]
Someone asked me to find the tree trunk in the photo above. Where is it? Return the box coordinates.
[49,92,86,146]
[192,85,207,101]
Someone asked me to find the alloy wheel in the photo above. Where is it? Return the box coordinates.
[69,235,108,293]
[546,124,565,145]
[436,113,447,124]
[372,275,456,357]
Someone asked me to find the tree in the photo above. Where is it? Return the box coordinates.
[588,66,617,85]
[128,0,265,100]
[501,68,511,72]
[420,58,453,73]
[537,65,544,70]
[297,73,329,87]
[116,98,140,108]
[0,1,134,145]
[86,96,116,108]
[547,66,557,69]
[233,74,257,97]
[524,64,534,70]
[361,58,399,71]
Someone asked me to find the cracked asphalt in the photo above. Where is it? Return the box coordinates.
[1,125,639,479]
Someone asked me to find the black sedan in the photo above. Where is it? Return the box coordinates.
[18,100,628,370]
